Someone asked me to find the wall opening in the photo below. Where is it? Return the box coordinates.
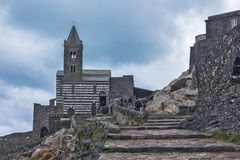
[232,57,240,84]
[40,127,49,138]
[231,18,238,29]
[99,91,107,107]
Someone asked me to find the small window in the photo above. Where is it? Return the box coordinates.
[231,18,238,29]
[93,84,97,94]
[70,65,76,72]
[72,85,75,94]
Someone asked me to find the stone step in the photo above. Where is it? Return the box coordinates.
[103,138,239,153]
[107,129,211,140]
[120,126,183,130]
[147,115,190,120]
[147,117,187,120]
[99,152,240,160]
[107,133,211,140]
[147,119,185,123]
[143,122,180,126]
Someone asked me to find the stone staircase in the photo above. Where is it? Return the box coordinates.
[99,113,240,160]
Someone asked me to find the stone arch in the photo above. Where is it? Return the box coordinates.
[67,107,75,117]
[40,127,49,138]
[99,91,107,107]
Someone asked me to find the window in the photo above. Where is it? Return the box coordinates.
[71,65,76,72]
[231,18,238,29]
[93,84,97,94]
[72,85,75,94]
[70,51,76,59]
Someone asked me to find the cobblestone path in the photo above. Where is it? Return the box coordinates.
[99,113,240,160]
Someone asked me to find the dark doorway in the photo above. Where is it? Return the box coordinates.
[100,96,106,107]
[40,127,49,138]
[233,57,240,76]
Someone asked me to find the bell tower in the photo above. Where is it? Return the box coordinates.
[63,25,83,82]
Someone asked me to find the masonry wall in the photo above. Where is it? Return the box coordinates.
[110,75,134,100]
[195,25,240,132]
[133,87,153,98]
[206,10,240,39]
[32,103,62,139]
[0,131,32,155]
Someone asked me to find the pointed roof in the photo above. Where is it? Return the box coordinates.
[66,25,82,46]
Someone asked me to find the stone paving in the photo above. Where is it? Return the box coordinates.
[99,113,240,160]
[108,129,211,140]
[99,152,240,160]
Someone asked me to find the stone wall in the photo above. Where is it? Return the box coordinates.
[206,10,240,40]
[113,104,146,125]
[133,87,153,98]
[0,131,32,156]
[195,25,240,132]
[110,75,134,100]
[32,103,62,140]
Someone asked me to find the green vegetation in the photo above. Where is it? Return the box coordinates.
[106,115,118,124]
[212,131,240,144]
[116,106,146,125]
[186,116,195,121]
[75,125,107,159]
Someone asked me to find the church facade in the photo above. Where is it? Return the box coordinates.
[32,25,152,139]
[57,25,112,115]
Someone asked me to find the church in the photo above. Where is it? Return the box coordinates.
[32,25,152,139]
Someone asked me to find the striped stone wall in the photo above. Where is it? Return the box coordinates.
[56,79,110,115]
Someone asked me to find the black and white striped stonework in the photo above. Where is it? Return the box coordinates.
[56,70,110,115]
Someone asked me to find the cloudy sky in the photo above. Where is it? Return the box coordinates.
[0,0,239,136]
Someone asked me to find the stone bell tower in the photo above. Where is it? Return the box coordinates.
[63,25,83,82]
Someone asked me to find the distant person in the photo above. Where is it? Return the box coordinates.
[134,97,142,111]
[123,99,128,108]
[128,97,132,103]
[128,97,133,108]
[120,97,123,106]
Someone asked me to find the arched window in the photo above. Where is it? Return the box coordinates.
[67,107,75,117]
[70,51,76,59]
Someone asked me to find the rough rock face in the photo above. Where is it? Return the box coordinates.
[16,124,106,160]
[146,69,198,115]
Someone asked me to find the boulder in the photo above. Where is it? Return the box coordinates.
[146,69,197,115]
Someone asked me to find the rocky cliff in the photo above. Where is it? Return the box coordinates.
[146,69,198,115]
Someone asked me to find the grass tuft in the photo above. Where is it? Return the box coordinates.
[212,131,240,144]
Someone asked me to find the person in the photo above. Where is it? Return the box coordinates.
[134,97,142,111]
[128,97,133,108]
[120,97,123,106]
